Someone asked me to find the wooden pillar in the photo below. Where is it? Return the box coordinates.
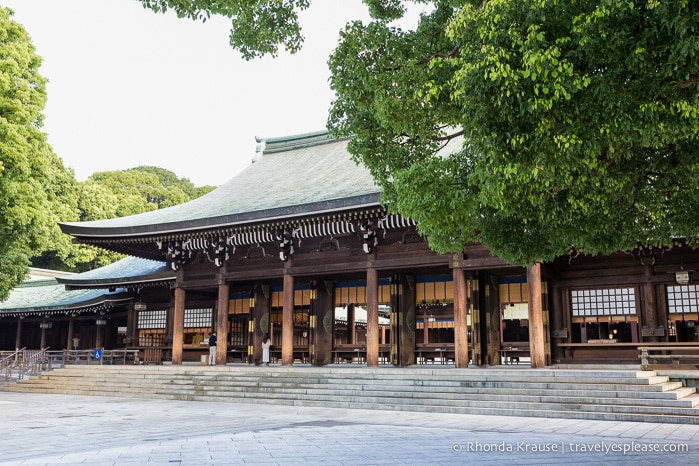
[346,304,355,344]
[656,280,669,342]
[550,284,565,362]
[172,287,185,365]
[282,273,294,366]
[542,281,552,365]
[389,276,400,365]
[216,282,230,365]
[126,305,137,347]
[422,313,429,344]
[630,322,639,342]
[469,277,482,366]
[403,275,416,366]
[15,317,23,350]
[310,280,334,366]
[40,323,47,350]
[66,316,75,350]
[95,319,103,349]
[164,303,174,346]
[390,274,416,366]
[366,268,379,367]
[453,268,469,368]
[250,284,271,364]
[642,258,660,342]
[527,263,546,368]
[484,274,500,365]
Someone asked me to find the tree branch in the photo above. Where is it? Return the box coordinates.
[674,73,699,89]
[418,44,460,65]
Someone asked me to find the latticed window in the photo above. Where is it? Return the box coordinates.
[137,309,167,329]
[667,285,699,314]
[571,288,636,317]
[184,308,212,328]
[137,309,166,347]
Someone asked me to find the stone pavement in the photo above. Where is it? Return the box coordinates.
[0,392,697,465]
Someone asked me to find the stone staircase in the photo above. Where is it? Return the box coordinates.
[4,365,699,424]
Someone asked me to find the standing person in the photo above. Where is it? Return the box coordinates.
[261,334,271,366]
[208,332,217,365]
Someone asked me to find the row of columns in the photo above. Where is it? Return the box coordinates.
[14,314,93,351]
[168,265,548,368]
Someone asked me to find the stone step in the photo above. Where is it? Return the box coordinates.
[60,382,699,409]
[13,373,696,399]
[185,384,699,414]
[7,366,699,424]
[7,385,698,425]
[7,381,698,412]
[9,377,698,410]
[20,373,687,395]
[32,366,672,383]
[54,365,662,381]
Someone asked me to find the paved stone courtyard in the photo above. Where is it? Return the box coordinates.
[1,392,697,465]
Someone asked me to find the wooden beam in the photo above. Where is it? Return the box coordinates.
[451,255,515,270]
[223,254,454,281]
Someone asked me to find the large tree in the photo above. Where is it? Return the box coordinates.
[330,0,699,264]
[30,160,123,273]
[33,166,215,272]
[88,166,214,215]
[130,166,216,202]
[0,7,55,299]
[149,1,699,265]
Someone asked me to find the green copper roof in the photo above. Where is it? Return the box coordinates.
[60,132,381,239]
[57,256,172,289]
[0,278,131,316]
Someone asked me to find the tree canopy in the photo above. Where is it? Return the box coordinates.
[0,7,53,299]
[0,6,220,294]
[143,0,699,265]
[33,166,215,272]
[140,0,312,59]
[330,0,699,264]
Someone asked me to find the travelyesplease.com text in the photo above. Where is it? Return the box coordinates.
[451,440,689,455]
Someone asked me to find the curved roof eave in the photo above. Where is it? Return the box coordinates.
[0,279,133,317]
[56,256,173,288]
[7,294,134,314]
[59,194,381,240]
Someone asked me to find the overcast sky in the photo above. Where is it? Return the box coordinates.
[2,0,381,187]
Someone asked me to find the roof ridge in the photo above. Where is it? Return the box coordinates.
[257,130,348,154]
[18,278,59,288]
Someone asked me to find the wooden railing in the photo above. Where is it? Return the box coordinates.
[332,345,366,364]
[1,348,52,380]
[416,343,455,364]
[143,348,163,365]
[35,348,140,368]
[639,346,699,370]
[1,348,26,380]
[501,342,530,365]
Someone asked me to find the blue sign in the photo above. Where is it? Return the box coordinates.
[93,349,102,360]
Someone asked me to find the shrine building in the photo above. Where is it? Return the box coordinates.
[1,131,698,367]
